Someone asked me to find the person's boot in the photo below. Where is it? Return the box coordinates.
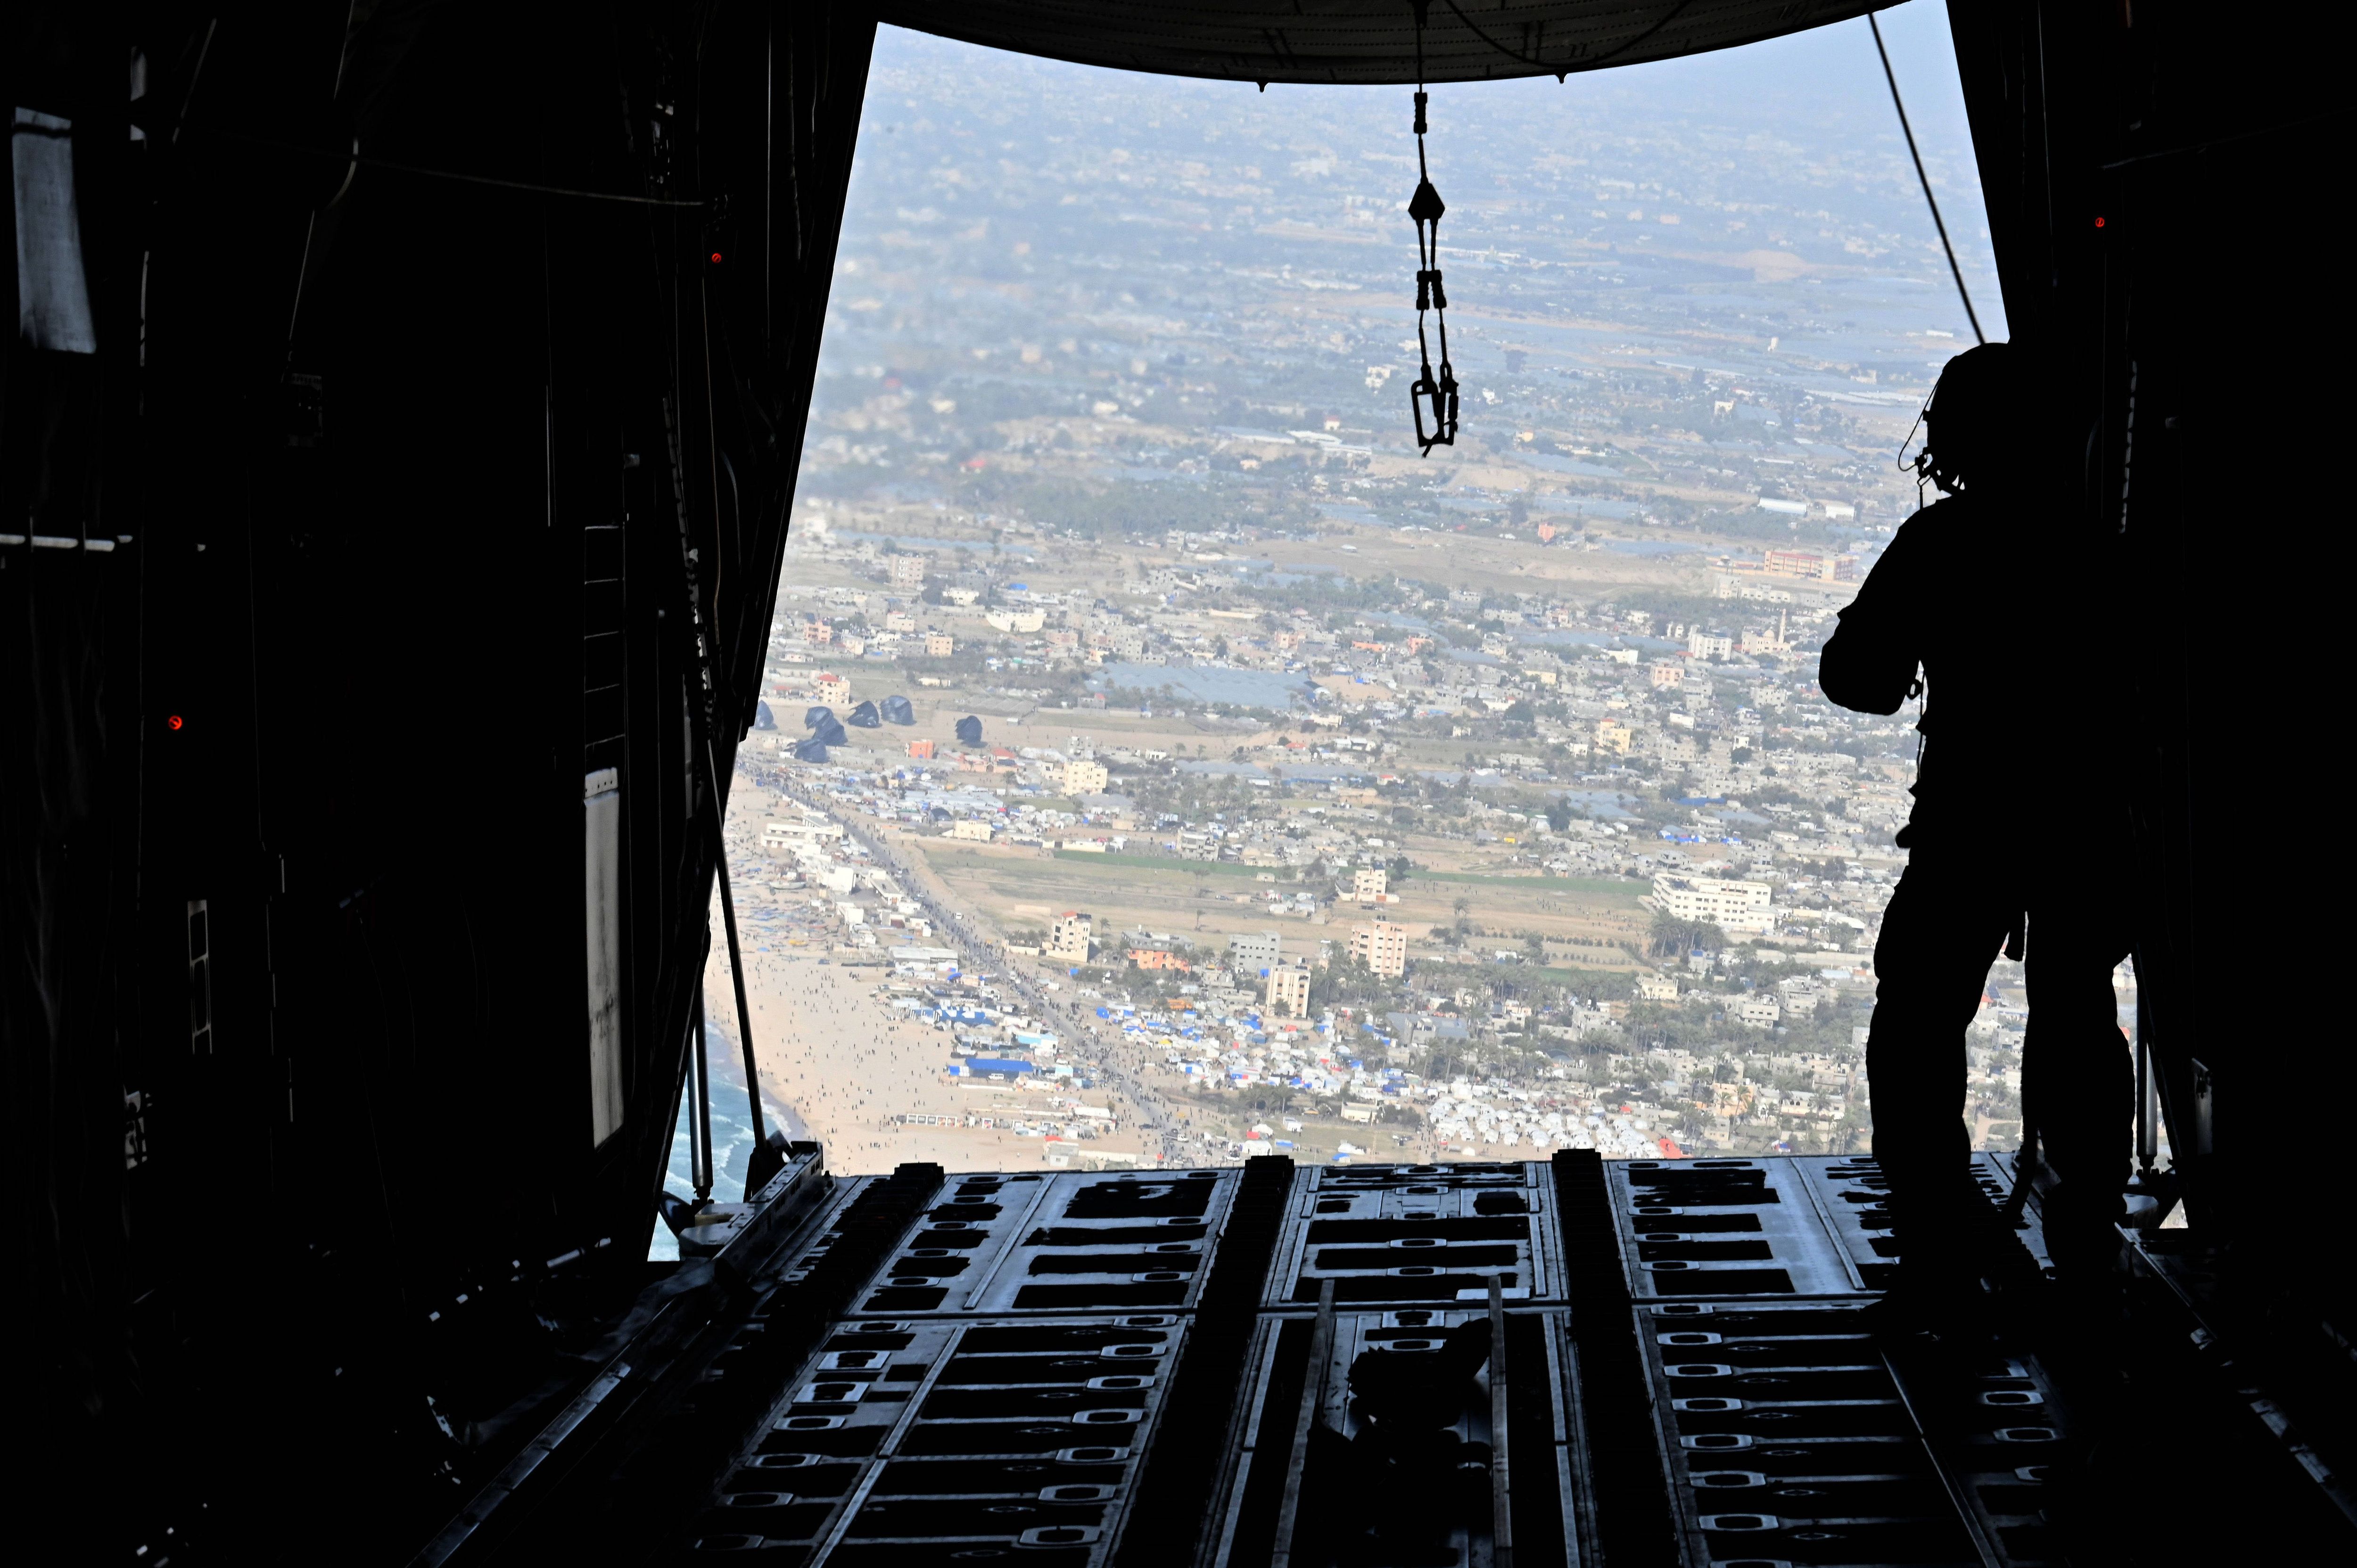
[1854,1256,1992,1338]
[1853,1168,1996,1340]
[2036,1180,2130,1357]
[2040,1180,2128,1284]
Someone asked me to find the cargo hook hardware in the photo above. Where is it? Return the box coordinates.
[1406,0,1458,454]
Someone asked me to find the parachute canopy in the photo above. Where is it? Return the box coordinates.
[848,700,881,728]
[882,694,915,725]
[955,715,984,746]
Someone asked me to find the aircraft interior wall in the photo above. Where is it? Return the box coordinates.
[5,2,871,1549]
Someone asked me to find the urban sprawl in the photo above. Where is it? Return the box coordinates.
[698,31,2132,1174]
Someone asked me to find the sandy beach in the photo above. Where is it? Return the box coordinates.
[704,943,1148,1177]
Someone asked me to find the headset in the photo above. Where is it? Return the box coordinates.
[1895,383,1972,504]
[1895,391,1937,508]
[1898,342,2014,504]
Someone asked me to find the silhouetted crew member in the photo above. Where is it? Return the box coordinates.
[1820,342,2130,1319]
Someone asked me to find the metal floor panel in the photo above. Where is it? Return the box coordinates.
[1634,1300,2066,1568]
[1204,1303,1582,1568]
[830,1169,1242,1318]
[1797,1156,2054,1291]
[625,1156,2114,1567]
[692,1314,1194,1562]
[1265,1161,1566,1308]
[1606,1158,1863,1299]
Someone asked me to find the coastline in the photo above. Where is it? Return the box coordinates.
[704,944,1147,1176]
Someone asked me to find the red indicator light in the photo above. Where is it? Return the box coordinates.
[167,714,184,731]
[2094,215,2107,228]
[709,251,724,263]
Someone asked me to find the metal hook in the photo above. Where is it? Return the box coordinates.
[1404,8,1457,456]
[1411,359,1459,454]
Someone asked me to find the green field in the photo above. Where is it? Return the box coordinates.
[1044,849,1642,903]
[1409,869,1647,902]
[1051,851,1278,878]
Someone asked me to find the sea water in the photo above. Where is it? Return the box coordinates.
[648,1018,803,1262]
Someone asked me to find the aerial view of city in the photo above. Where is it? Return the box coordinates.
[674,14,2116,1201]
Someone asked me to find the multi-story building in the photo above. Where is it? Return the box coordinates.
[762,820,846,852]
[1058,758,1110,795]
[1129,948,1190,973]
[1652,873,1776,934]
[1228,931,1282,971]
[1687,628,1733,659]
[801,619,834,648]
[1265,963,1311,1018]
[1351,867,1387,903]
[1349,918,1408,979]
[924,632,954,657]
[888,553,926,589]
[1762,548,1831,580]
[1649,661,1684,689]
[1595,719,1634,755]
[1760,549,1860,583]
[1046,911,1092,964]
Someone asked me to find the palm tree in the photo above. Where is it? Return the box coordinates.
[1647,910,1726,958]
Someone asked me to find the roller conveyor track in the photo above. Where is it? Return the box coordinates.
[405,1154,2350,1568]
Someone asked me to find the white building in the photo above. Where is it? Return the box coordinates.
[762,819,846,850]
[1652,873,1775,934]
[1228,931,1283,970]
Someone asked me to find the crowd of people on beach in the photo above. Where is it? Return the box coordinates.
[714,777,1201,1171]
